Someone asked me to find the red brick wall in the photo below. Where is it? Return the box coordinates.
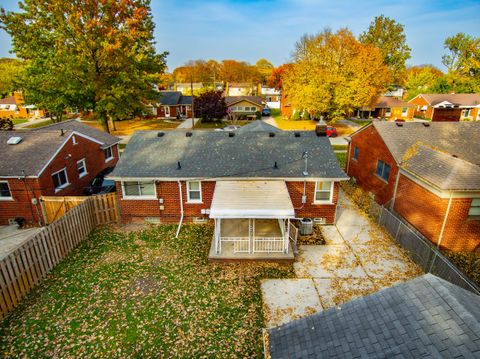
[347,125,398,204]
[408,95,430,118]
[394,174,480,252]
[286,181,339,224]
[157,106,192,119]
[117,180,340,224]
[0,134,118,225]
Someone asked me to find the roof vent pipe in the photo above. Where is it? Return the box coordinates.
[177,161,181,170]
[274,161,278,169]
[60,129,65,136]
[157,132,165,137]
[422,123,430,127]
[186,132,192,137]
[228,132,235,137]
[294,132,301,137]
[269,132,275,137]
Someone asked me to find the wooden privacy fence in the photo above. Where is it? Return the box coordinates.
[0,194,118,319]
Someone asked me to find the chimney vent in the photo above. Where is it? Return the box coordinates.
[228,132,235,137]
[177,161,181,170]
[60,129,65,136]
[157,132,165,137]
[274,161,278,169]
[186,132,192,137]
[294,132,301,137]
[422,123,430,127]
[269,132,275,137]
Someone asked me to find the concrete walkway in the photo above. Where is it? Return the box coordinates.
[261,192,422,328]
[176,118,199,129]
[14,117,52,129]
[0,226,41,260]
[261,116,278,127]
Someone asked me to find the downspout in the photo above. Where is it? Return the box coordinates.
[175,180,184,238]
[345,138,352,174]
[437,192,453,249]
[390,169,401,211]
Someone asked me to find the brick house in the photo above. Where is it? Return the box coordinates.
[0,120,119,226]
[155,91,193,119]
[109,121,348,261]
[225,96,263,119]
[408,93,480,122]
[356,96,415,120]
[0,91,45,119]
[346,122,480,251]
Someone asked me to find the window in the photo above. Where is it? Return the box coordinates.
[0,181,12,199]
[52,168,69,191]
[402,107,408,116]
[353,146,359,161]
[468,199,480,218]
[122,181,156,198]
[385,108,391,116]
[72,135,77,145]
[376,160,391,182]
[463,109,471,117]
[187,181,202,202]
[314,181,333,203]
[77,159,87,178]
[104,146,113,162]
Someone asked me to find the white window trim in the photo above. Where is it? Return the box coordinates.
[187,180,202,203]
[402,107,409,116]
[313,181,334,204]
[104,146,114,163]
[121,181,157,200]
[77,158,88,178]
[0,181,13,201]
[52,167,70,193]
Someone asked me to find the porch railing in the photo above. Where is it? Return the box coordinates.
[253,237,285,253]
[220,237,250,253]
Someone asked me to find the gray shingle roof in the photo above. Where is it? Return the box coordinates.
[158,91,192,106]
[268,274,480,359]
[420,93,480,107]
[0,120,119,177]
[110,130,347,180]
[225,96,263,106]
[369,122,480,190]
[237,120,282,133]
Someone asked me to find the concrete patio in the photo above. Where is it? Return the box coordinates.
[0,225,41,260]
[262,192,422,328]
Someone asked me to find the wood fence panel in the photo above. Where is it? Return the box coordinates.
[41,196,88,224]
[0,197,106,319]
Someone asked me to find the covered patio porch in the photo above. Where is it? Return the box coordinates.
[208,181,298,262]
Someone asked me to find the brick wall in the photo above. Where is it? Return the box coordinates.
[0,135,119,225]
[394,174,480,252]
[117,180,340,224]
[347,125,398,205]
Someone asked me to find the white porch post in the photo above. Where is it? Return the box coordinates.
[285,218,290,254]
[215,218,221,254]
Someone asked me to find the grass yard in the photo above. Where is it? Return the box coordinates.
[0,224,294,357]
[270,109,317,131]
[335,151,347,169]
[11,118,29,125]
[83,118,179,136]
[24,119,54,129]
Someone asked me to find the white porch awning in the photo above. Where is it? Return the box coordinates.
[209,181,295,219]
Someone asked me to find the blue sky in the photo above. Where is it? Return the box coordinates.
[1,0,479,71]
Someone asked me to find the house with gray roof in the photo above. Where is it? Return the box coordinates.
[347,121,480,252]
[0,119,119,226]
[409,93,480,122]
[109,122,348,261]
[268,274,480,359]
[155,91,193,119]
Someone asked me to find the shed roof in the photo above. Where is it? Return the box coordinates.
[110,130,348,180]
[268,274,480,358]
[210,181,295,218]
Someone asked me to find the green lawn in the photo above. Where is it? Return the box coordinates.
[12,118,29,125]
[332,144,348,151]
[350,119,372,127]
[0,225,293,357]
[335,151,347,169]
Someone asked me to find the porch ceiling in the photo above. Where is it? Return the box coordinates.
[209,181,295,219]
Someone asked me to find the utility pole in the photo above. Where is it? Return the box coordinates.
[190,69,195,130]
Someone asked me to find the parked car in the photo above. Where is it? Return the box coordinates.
[83,167,116,195]
[262,108,271,116]
[326,126,337,137]
[214,125,240,132]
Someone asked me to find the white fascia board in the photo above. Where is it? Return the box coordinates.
[107,176,349,182]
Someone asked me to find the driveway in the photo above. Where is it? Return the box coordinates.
[0,225,41,260]
[262,192,422,328]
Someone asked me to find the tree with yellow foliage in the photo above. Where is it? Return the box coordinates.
[283,28,390,121]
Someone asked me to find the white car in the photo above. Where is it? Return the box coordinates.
[214,125,240,132]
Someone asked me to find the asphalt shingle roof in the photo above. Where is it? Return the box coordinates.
[110,130,347,180]
[225,96,263,106]
[370,121,480,190]
[158,91,192,106]
[0,95,17,105]
[0,120,119,177]
[236,120,282,133]
[420,93,480,107]
[268,274,480,359]
[374,95,414,108]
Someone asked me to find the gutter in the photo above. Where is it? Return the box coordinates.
[437,192,453,249]
[175,180,184,238]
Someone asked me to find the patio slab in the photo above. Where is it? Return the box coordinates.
[319,225,345,244]
[261,279,323,328]
[0,226,41,260]
[294,245,367,278]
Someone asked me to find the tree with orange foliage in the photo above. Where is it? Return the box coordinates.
[267,64,293,90]
[283,28,390,121]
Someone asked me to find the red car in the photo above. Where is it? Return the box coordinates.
[326,126,337,137]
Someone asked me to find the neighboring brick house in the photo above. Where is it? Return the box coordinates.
[109,121,348,261]
[225,96,263,119]
[347,122,480,251]
[0,120,119,226]
[409,93,480,122]
[0,91,45,119]
[357,96,415,120]
[155,91,193,119]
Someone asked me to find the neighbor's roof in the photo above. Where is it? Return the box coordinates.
[0,96,17,105]
[236,120,282,133]
[268,274,480,359]
[210,181,295,218]
[225,96,262,106]
[419,93,480,107]
[367,121,480,190]
[110,130,348,180]
[374,95,414,108]
[402,145,480,191]
[0,120,119,177]
[158,91,192,106]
